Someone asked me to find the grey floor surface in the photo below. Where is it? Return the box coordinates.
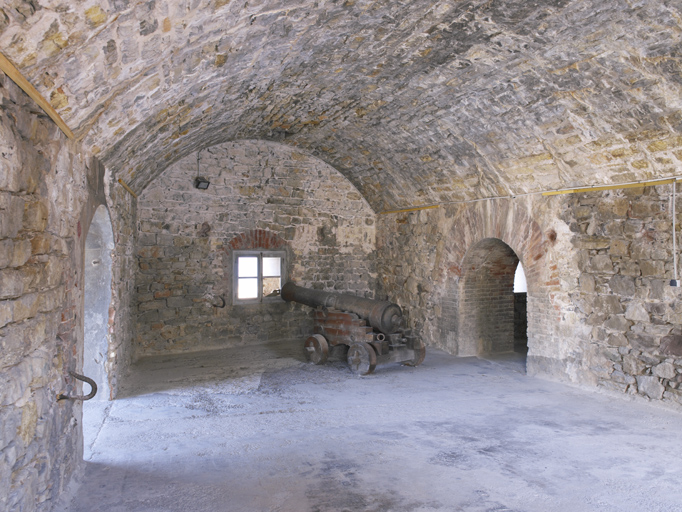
[57,340,682,512]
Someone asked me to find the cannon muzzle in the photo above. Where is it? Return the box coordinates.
[281,282,403,334]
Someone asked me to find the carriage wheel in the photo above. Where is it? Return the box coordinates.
[304,334,329,365]
[347,342,377,376]
[404,338,426,367]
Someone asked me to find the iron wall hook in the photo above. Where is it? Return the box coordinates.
[57,371,97,401]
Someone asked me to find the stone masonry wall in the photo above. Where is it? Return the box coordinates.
[562,185,682,406]
[376,197,565,372]
[377,187,682,408]
[0,74,101,511]
[100,177,137,400]
[135,140,376,357]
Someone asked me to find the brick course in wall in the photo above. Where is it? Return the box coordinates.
[134,140,377,356]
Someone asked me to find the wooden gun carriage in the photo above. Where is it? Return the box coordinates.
[281,282,425,375]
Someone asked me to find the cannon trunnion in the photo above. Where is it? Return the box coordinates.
[282,282,425,375]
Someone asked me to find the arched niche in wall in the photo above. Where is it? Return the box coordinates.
[458,238,524,358]
[133,139,377,356]
[83,205,114,453]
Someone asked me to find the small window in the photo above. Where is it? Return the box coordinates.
[234,251,285,303]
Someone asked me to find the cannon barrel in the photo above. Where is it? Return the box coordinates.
[281,282,403,334]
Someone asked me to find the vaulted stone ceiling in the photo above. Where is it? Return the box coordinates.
[2,0,681,211]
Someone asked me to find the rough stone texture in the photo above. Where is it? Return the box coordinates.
[104,171,137,398]
[135,140,376,356]
[1,1,682,211]
[0,74,100,512]
[561,185,682,404]
[376,196,583,382]
[2,2,682,511]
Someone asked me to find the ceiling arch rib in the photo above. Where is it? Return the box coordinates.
[1,0,681,211]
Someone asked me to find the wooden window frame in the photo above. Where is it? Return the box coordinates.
[233,250,286,304]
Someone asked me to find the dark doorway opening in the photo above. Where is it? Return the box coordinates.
[459,238,528,363]
[513,262,528,355]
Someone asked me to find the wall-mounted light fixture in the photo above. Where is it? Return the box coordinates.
[194,177,210,189]
[193,149,210,189]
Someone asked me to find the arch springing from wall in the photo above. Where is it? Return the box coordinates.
[84,205,114,400]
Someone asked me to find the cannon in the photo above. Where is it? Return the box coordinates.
[282,282,425,375]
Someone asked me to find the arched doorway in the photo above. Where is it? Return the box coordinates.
[458,238,526,359]
[513,262,528,354]
[83,205,114,454]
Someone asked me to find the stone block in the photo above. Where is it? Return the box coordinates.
[604,315,631,332]
[0,239,12,268]
[0,195,24,239]
[626,332,657,351]
[625,303,649,322]
[579,275,595,293]
[591,326,608,342]
[663,388,682,406]
[30,234,51,255]
[586,312,606,326]
[639,352,662,366]
[610,370,636,385]
[609,239,629,256]
[573,236,610,250]
[642,324,672,337]
[166,296,193,308]
[636,375,665,400]
[13,294,39,323]
[619,261,640,276]
[594,295,623,315]
[660,335,682,356]
[138,300,165,312]
[609,275,635,296]
[0,301,13,329]
[573,205,593,221]
[590,254,613,273]
[623,219,643,235]
[0,269,25,299]
[644,302,666,317]
[173,236,193,247]
[630,201,662,218]
[137,233,157,245]
[607,333,628,347]
[22,200,48,232]
[629,241,652,260]
[654,362,676,379]
[10,240,31,268]
[640,260,664,277]
[623,354,646,375]
[0,407,21,464]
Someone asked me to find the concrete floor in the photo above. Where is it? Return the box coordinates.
[56,340,682,512]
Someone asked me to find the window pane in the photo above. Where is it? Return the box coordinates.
[262,257,281,277]
[238,278,259,299]
[263,277,281,297]
[238,257,259,278]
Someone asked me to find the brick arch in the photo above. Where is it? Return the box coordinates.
[437,198,558,362]
[228,229,288,251]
